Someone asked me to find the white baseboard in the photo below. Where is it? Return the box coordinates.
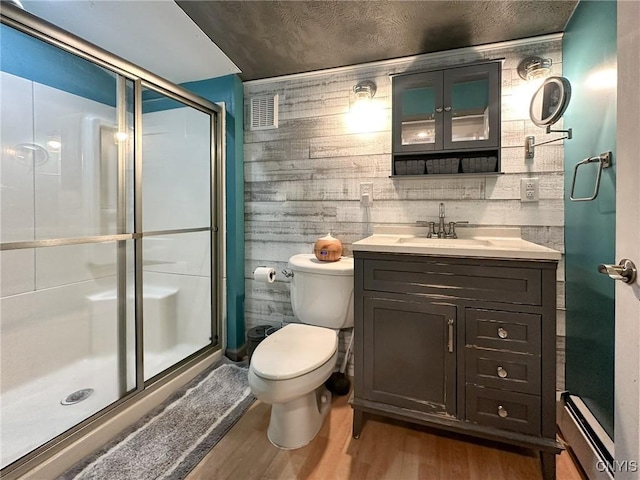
[557,395,614,480]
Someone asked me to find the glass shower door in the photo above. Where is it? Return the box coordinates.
[1,11,222,473]
[140,87,215,381]
[0,23,136,468]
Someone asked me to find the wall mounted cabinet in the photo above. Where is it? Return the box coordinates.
[392,61,501,176]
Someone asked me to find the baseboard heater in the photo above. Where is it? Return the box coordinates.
[558,392,614,480]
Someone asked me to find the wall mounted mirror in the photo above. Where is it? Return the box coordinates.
[529,76,572,127]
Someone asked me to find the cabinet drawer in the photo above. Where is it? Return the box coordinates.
[466,309,541,354]
[363,259,541,305]
[465,348,540,394]
[466,386,540,435]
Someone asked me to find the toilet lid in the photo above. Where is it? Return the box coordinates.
[251,323,338,380]
[288,254,354,276]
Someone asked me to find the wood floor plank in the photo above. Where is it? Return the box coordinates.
[186,393,585,480]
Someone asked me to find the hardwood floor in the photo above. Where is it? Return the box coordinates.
[187,393,585,480]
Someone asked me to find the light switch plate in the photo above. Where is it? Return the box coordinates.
[360,182,373,205]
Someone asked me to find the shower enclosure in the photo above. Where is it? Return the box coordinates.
[0,8,223,473]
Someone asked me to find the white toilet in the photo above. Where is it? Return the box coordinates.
[248,253,354,449]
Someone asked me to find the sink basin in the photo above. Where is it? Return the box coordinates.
[396,237,491,247]
[351,226,562,261]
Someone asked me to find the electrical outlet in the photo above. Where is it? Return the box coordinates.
[360,182,373,205]
[520,177,539,202]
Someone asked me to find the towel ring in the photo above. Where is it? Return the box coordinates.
[569,152,611,202]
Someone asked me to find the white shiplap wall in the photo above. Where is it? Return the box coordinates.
[243,36,565,384]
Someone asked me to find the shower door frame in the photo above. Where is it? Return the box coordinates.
[0,5,225,476]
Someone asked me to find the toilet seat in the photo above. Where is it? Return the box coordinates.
[251,324,337,380]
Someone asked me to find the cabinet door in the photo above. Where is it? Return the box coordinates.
[443,63,501,150]
[392,71,444,153]
[362,296,456,415]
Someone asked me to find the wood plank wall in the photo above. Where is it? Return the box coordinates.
[243,37,565,387]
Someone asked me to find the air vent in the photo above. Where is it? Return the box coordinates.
[250,94,278,130]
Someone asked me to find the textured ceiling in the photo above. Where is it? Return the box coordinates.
[176,0,578,81]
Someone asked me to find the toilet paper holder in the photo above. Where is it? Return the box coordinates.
[282,269,294,278]
[253,266,277,283]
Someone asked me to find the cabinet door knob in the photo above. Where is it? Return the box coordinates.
[444,106,452,112]
[435,107,443,113]
[497,405,508,418]
[497,327,508,339]
[497,366,508,378]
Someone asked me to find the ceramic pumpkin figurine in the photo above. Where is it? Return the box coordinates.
[313,233,342,262]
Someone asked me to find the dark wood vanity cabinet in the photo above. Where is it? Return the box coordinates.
[351,252,562,480]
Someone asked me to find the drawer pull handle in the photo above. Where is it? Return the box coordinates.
[498,405,508,418]
[497,327,508,339]
[497,366,508,378]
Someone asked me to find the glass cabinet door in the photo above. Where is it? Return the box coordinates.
[392,71,443,152]
[443,63,500,150]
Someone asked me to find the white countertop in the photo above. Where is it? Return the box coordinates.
[352,226,561,261]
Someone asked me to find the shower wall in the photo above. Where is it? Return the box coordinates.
[0,71,212,467]
[1,71,120,392]
[0,70,128,468]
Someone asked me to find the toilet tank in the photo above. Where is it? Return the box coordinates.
[288,254,354,329]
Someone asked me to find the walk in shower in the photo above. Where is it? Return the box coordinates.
[1,8,223,473]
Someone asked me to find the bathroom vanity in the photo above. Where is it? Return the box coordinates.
[350,227,562,480]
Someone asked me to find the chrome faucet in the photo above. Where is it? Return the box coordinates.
[420,202,468,239]
[438,202,446,238]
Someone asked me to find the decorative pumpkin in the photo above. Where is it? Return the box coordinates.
[313,233,343,262]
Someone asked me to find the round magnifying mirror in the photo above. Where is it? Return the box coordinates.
[529,76,572,127]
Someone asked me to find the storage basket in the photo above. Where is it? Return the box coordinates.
[426,158,460,174]
[461,156,498,173]
[394,160,407,175]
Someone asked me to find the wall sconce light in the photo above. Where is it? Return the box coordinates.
[353,80,377,100]
[346,80,384,133]
[517,56,552,81]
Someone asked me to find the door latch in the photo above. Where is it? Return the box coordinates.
[597,259,637,284]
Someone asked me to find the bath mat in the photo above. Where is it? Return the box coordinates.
[59,361,254,480]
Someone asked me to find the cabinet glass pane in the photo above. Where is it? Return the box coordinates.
[450,72,490,143]
[401,86,436,145]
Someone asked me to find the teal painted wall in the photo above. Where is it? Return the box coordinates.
[0,23,116,105]
[140,88,189,113]
[181,75,245,352]
[563,0,617,437]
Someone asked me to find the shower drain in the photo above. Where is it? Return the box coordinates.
[61,388,94,406]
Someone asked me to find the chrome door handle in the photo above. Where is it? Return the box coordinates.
[598,259,637,284]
